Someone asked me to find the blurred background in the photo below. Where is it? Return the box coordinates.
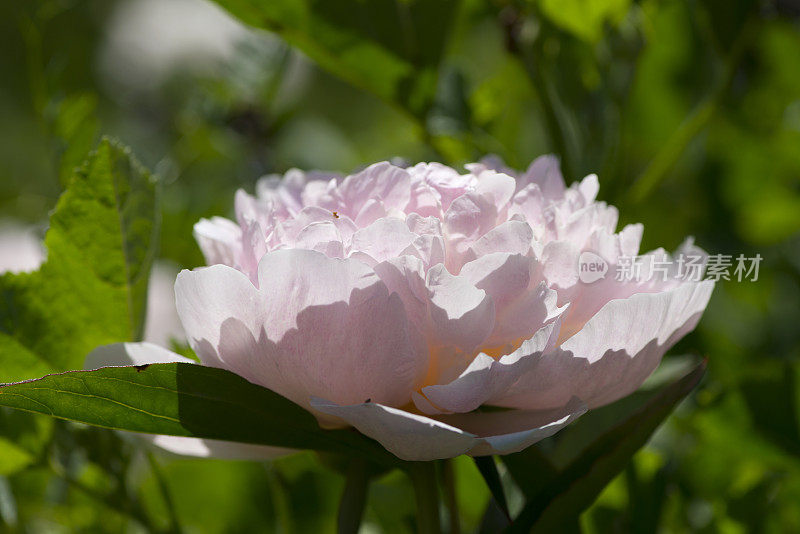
[1,0,799,531]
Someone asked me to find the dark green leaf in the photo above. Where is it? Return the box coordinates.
[0,138,159,379]
[0,363,399,466]
[739,362,800,457]
[207,0,460,117]
[504,361,706,532]
[473,456,511,524]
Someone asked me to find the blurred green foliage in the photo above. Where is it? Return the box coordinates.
[0,0,799,531]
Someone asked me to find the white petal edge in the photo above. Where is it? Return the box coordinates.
[492,280,715,410]
[310,395,586,461]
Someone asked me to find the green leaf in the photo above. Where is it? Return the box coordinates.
[472,456,511,524]
[537,0,631,43]
[503,361,706,532]
[739,361,800,457]
[0,363,399,466]
[0,137,159,380]
[207,0,460,117]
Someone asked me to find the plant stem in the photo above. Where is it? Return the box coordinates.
[265,464,293,534]
[408,462,442,534]
[146,452,183,534]
[440,459,461,534]
[337,457,370,534]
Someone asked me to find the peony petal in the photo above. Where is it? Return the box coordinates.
[409,162,475,211]
[406,181,443,218]
[443,192,500,271]
[459,253,534,308]
[578,173,600,204]
[146,435,290,460]
[177,250,426,420]
[310,395,585,461]
[175,264,262,370]
[466,219,534,259]
[419,322,560,414]
[464,155,515,178]
[491,280,715,410]
[351,217,418,264]
[509,186,548,241]
[338,162,411,218]
[474,171,516,212]
[458,254,564,345]
[438,396,587,455]
[311,397,478,461]
[373,256,429,333]
[519,155,565,199]
[294,221,345,258]
[426,264,495,353]
[193,217,241,267]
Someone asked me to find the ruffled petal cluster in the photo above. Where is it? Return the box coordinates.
[88,156,713,461]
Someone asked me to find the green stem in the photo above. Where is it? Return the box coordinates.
[265,464,292,534]
[408,462,442,534]
[147,452,183,534]
[337,457,370,534]
[440,460,461,534]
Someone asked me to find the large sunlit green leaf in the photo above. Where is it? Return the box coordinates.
[0,138,159,381]
[207,0,460,117]
[503,361,706,532]
[0,363,399,466]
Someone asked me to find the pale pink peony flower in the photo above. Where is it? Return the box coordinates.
[88,156,714,461]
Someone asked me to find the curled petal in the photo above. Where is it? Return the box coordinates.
[338,162,411,219]
[426,264,495,353]
[491,280,715,411]
[419,321,560,414]
[193,217,241,268]
[351,218,418,265]
[519,154,565,199]
[311,396,586,461]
